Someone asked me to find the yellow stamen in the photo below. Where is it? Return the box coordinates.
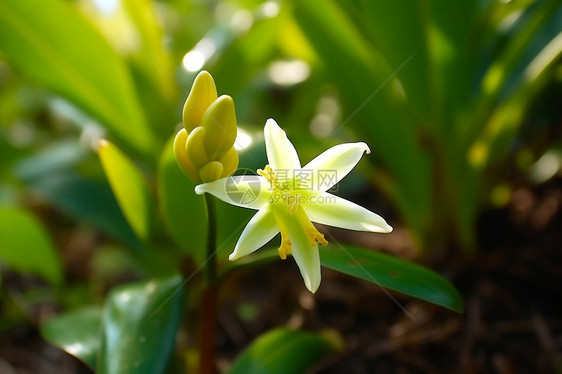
[278,233,292,260]
[257,165,279,190]
[307,226,328,247]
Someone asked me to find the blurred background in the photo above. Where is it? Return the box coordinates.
[0,0,561,373]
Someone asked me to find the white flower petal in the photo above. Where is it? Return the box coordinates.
[302,142,370,191]
[292,244,321,293]
[303,192,393,233]
[229,208,279,260]
[284,217,321,293]
[195,175,270,210]
[264,118,301,171]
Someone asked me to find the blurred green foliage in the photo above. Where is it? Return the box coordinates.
[2,0,559,255]
[0,0,560,372]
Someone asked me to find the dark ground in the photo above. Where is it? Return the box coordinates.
[1,177,561,374]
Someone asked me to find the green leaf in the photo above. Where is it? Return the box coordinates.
[0,0,154,155]
[157,137,206,263]
[99,275,184,374]
[0,206,63,285]
[41,306,102,369]
[227,328,340,374]
[320,246,463,312]
[99,140,154,242]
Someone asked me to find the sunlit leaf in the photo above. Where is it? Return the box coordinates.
[0,0,155,154]
[320,245,463,312]
[99,275,184,374]
[41,306,102,369]
[99,140,155,242]
[227,328,340,374]
[0,206,63,285]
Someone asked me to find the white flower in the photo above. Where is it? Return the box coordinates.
[195,119,392,293]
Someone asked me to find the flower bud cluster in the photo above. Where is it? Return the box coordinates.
[174,71,238,182]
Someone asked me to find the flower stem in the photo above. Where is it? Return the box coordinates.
[200,193,218,374]
[204,193,217,287]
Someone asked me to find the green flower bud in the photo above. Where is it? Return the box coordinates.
[182,71,217,132]
[173,128,199,181]
[174,71,239,183]
[186,127,209,169]
[201,95,237,160]
[199,161,224,183]
[219,146,238,178]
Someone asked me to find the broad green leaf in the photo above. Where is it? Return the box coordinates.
[41,306,102,369]
[99,275,184,374]
[320,246,463,312]
[0,206,63,285]
[157,137,206,263]
[227,328,340,374]
[0,0,154,154]
[99,140,154,242]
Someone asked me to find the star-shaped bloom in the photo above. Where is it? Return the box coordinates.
[195,119,392,293]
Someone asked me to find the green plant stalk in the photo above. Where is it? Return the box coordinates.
[204,193,217,287]
[200,193,218,374]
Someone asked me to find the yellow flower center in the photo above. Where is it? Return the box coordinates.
[258,164,328,260]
